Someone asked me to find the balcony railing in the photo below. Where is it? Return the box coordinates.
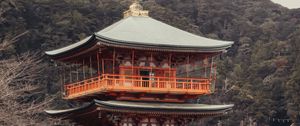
[64,74,211,99]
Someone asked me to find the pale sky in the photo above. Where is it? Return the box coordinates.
[271,0,300,9]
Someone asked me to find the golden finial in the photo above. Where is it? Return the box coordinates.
[133,0,139,3]
[123,0,149,18]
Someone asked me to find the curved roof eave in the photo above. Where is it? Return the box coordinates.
[45,35,96,57]
[96,16,234,50]
[44,33,233,58]
[95,100,234,112]
[95,34,233,53]
[45,101,95,115]
[45,100,234,116]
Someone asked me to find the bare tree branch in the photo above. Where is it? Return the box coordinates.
[0,31,29,51]
[0,33,57,125]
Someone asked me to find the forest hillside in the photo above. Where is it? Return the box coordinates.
[1,0,300,125]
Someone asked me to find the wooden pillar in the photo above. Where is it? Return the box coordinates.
[168,53,173,89]
[186,54,190,78]
[150,52,153,73]
[214,62,217,81]
[76,61,79,81]
[204,56,208,77]
[210,57,214,79]
[89,56,93,77]
[132,50,135,71]
[63,64,66,84]
[60,64,64,96]
[83,59,86,79]
[132,50,135,84]
[150,52,153,88]
[69,63,72,83]
[211,57,216,92]
[198,55,202,79]
[102,59,104,75]
[113,48,116,74]
[97,50,100,76]
[169,53,172,77]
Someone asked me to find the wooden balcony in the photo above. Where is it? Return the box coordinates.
[64,74,211,100]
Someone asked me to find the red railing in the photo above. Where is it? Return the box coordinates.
[64,74,211,99]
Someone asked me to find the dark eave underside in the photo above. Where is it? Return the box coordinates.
[45,100,234,118]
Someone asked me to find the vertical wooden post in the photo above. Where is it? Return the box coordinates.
[102,58,104,75]
[60,63,64,96]
[97,50,100,76]
[132,50,135,85]
[169,53,172,88]
[90,56,92,77]
[150,52,153,88]
[213,61,217,92]
[63,64,66,84]
[83,59,86,79]
[69,63,72,83]
[76,61,79,81]
[169,53,172,76]
[210,57,214,79]
[214,63,217,81]
[132,50,135,72]
[204,55,207,77]
[186,54,190,78]
[113,48,116,74]
[198,55,201,79]
[150,52,153,73]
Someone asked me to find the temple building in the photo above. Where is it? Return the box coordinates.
[45,1,234,126]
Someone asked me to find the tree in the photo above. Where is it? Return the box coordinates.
[0,32,57,125]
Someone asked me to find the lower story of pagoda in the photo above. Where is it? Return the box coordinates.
[45,100,233,126]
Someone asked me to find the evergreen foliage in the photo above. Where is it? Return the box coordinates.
[1,0,300,125]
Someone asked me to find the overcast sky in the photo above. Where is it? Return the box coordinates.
[271,0,300,9]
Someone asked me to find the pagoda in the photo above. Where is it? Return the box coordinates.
[45,1,234,126]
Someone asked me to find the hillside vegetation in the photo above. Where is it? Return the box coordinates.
[1,0,300,125]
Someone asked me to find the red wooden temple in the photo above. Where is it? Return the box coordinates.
[45,1,234,126]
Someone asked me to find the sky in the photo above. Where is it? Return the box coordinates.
[271,0,300,9]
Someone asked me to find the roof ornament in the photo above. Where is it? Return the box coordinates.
[133,0,139,3]
[123,0,149,18]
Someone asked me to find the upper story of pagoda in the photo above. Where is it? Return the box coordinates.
[45,1,233,102]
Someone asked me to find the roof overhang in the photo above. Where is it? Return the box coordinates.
[45,100,234,118]
[45,35,100,61]
[45,34,232,61]
[95,34,232,53]
[45,16,234,60]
